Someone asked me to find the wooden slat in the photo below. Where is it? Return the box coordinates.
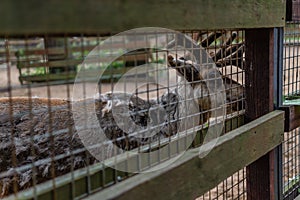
[280,105,300,132]
[83,111,284,200]
[245,28,277,200]
[0,0,285,35]
[286,0,300,21]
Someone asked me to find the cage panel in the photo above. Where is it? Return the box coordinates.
[0,29,246,199]
[282,3,300,199]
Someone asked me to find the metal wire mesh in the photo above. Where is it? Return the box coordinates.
[0,29,245,199]
[284,0,300,103]
[192,30,246,200]
[283,1,300,199]
[284,23,300,101]
[283,128,300,199]
[197,169,246,200]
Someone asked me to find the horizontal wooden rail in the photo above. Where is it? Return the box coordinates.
[0,0,285,35]
[280,105,300,132]
[84,111,284,200]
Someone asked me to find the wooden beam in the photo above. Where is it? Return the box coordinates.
[286,0,293,21]
[286,0,300,21]
[82,111,284,200]
[245,28,277,199]
[0,0,286,36]
[280,105,300,132]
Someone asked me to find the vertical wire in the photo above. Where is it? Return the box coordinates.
[229,29,234,132]
[288,23,291,96]
[24,35,38,200]
[146,32,152,168]
[191,30,196,148]
[64,34,76,199]
[237,169,241,198]
[44,34,57,200]
[121,33,131,177]
[242,30,245,113]
[5,36,19,197]
[292,23,296,95]
[293,27,300,94]
[81,34,92,195]
[95,33,106,191]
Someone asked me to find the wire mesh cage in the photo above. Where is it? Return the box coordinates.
[282,0,300,199]
[284,24,300,102]
[191,30,246,200]
[198,169,246,200]
[283,128,300,199]
[0,28,245,199]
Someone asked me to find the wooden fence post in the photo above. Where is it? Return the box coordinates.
[245,28,279,200]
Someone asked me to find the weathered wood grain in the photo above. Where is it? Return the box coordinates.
[245,28,278,200]
[280,105,300,132]
[82,111,284,200]
[0,0,285,35]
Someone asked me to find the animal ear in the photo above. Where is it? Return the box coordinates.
[167,55,176,67]
[167,55,174,60]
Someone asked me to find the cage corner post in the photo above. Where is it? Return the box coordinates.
[245,28,283,200]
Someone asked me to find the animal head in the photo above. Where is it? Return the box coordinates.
[167,54,202,83]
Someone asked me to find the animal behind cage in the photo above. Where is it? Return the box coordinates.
[282,1,300,198]
[0,29,245,199]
